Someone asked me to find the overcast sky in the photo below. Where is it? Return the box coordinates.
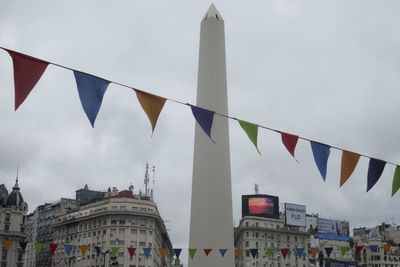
[1,0,400,260]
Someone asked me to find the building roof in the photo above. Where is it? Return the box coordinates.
[6,178,24,206]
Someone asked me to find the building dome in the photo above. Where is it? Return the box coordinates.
[369,230,380,239]
[0,184,8,207]
[6,178,24,206]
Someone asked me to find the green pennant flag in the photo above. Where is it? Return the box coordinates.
[238,119,261,155]
[189,248,197,260]
[35,243,43,255]
[267,247,274,258]
[392,166,400,196]
[340,247,348,256]
[111,247,119,257]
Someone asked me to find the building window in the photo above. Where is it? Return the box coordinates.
[4,224,9,232]
[119,229,125,234]
[103,219,107,226]
[119,218,125,225]
[140,220,146,227]
[245,241,249,247]
[2,247,7,260]
[130,241,137,247]
[118,252,124,257]
[110,240,116,245]
[111,219,117,225]
[140,208,147,212]
[112,206,118,211]
[132,207,138,211]
[139,230,146,235]
[139,242,146,247]
[131,218,137,225]
[118,240,125,246]
[110,229,116,235]
[131,229,137,235]
[120,206,127,211]
[5,213,10,222]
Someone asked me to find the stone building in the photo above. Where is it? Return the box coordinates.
[0,178,28,267]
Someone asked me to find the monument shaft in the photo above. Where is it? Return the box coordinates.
[189,5,235,267]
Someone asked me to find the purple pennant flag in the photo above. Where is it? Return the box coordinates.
[143,248,152,259]
[64,245,73,257]
[173,248,182,258]
[190,104,215,142]
[19,242,27,251]
[296,248,304,258]
[325,247,333,257]
[95,246,101,256]
[367,158,386,192]
[249,249,258,258]
[311,141,331,181]
[73,71,110,127]
[219,249,227,257]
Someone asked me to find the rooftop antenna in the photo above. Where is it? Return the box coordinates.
[150,166,155,201]
[254,183,259,195]
[144,163,150,197]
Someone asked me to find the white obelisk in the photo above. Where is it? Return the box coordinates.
[189,4,234,267]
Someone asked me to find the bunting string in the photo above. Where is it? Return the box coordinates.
[1,46,400,196]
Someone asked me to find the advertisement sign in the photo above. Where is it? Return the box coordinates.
[242,194,279,219]
[317,218,350,241]
[285,203,306,227]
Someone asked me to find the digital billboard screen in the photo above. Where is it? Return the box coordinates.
[242,194,279,219]
[285,203,306,227]
[317,218,350,241]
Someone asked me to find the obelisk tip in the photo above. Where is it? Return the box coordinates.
[203,3,223,21]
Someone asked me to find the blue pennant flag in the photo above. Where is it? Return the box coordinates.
[369,245,378,252]
[219,249,227,257]
[64,245,73,257]
[311,141,331,181]
[250,249,258,258]
[367,158,386,192]
[190,104,215,142]
[73,71,110,127]
[296,248,304,258]
[173,248,182,258]
[325,247,333,257]
[143,248,152,259]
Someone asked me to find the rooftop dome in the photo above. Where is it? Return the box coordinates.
[6,178,24,206]
[369,230,380,239]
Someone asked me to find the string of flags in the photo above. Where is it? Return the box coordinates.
[1,47,400,196]
[3,240,394,260]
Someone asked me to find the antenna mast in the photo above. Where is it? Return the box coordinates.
[150,166,155,201]
[144,163,150,198]
[254,183,259,195]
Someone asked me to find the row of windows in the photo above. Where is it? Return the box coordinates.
[245,231,305,242]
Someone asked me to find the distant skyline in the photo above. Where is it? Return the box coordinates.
[1,0,400,261]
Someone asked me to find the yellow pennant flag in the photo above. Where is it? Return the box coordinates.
[384,244,392,253]
[134,89,167,134]
[79,245,88,256]
[310,248,319,259]
[158,248,167,260]
[4,240,13,251]
[235,248,243,259]
[340,150,360,187]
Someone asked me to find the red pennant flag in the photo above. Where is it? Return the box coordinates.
[281,248,289,259]
[128,247,136,259]
[6,50,49,110]
[281,132,299,159]
[204,249,212,256]
[49,243,58,255]
[355,246,363,254]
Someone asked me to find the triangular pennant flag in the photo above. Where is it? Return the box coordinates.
[143,248,152,259]
[19,242,27,251]
[189,248,197,260]
[219,249,227,257]
[111,247,119,257]
[340,150,360,187]
[127,247,136,259]
[384,244,392,253]
[79,245,88,256]
[159,248,167,260]
[367,158,386,192]
[4,240,13,251]
[238,119,261,155]
[173,248,182,259]
[235,248,243,259]
[73,71,110,127]
[281,248,289,259]
[340,247,348,256]
[64,245,73,257]
[204,249,212,256]
[190,105,215,142]
[310,248,319,259]
[134,89,167,134]
[6,50,49,110]
[250,248,258,258]
[325,247,333,257]
[281,132,299,159]
[35,242,43,255]
[95,246,101,256]
[355,246,363,254]
[49,243,58,255]
[311,141,331,181]
[266,247,274,258]
[369,245,378,252]
[392,166,400,196]
[296,248,304,258]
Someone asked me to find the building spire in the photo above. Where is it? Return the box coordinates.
[13,165,20,190]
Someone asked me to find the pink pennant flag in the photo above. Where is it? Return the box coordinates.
[281,132,299,160]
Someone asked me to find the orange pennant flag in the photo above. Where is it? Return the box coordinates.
[134,89,167,134]
[4,240,13,251]
[384,244,392,253]
[158,248,167,260]
[310,248,319,259]
[79,245,88,256]
[235,248,243,259]
[340,150,360,187]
